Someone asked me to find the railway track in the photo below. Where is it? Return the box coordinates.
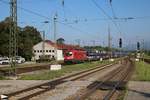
[67,59,134,100]
[143,58,150,64]
[0,64,50,75]
[103,60,134,100]
[0,59,119,76]
[3,62,118,100]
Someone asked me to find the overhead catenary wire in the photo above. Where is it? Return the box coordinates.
[1,0,150,21]
[61,0,67,21]
[108,0,124,40]
[1,0,150,45]
[58,21,95,37]
[1,0,150,23]
[0,0,97,39]
[91,0,122,35]
[1,1,97,42]
[59,17,134,24]
[0,0,50,20]
[109,0,116,18]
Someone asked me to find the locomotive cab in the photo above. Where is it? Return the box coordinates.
[64,49,87,63]
[65,52,73,56]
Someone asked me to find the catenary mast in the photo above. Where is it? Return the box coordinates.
[9,0,17,74]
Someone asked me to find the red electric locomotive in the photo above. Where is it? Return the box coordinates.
[64,49,87,63]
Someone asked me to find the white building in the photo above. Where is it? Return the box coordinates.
[32,40,64,61]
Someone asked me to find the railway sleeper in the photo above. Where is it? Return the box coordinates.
[99,81,127,90]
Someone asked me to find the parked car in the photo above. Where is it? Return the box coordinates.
[0,56,25,65]
[15,56,25,64]
[9,56,25,64]
[0,58,10,65]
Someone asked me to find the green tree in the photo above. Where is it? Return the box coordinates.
[18,26,42,60]
[0,17,42,60]
[0,18,10,56]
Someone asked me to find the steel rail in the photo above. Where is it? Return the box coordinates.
[69,59,131,100]
[72,63,124,100]
[5,62,117,100]
[103,60,134,100]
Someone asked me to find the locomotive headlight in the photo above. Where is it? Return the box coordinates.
[69,52,72,55]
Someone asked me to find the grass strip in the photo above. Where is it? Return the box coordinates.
[133,61,150,81]
[19,60,112,80]
[0,76,7,80]
[144,54,150,59]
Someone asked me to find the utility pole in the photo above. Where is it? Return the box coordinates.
[103,41,105,47]
[82,40,85,47]
[76,39,81,46]
[9,0,17,75]
[108,26,111,50]
[42,31,45,57]
[91,40,95,47]
[54,13,58,61]
[108,26,112,58]
[142,39,144,62]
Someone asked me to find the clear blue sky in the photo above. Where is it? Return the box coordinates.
[0,0,150,48]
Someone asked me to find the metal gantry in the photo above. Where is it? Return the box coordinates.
[9,0,17,74]
[54,13,58,61]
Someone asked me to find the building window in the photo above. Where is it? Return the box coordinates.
[40,50,42,52]
[43,50,45,52]
[46,50,48,52]
[34,50,36,53]
[52,50,54,52]
[49,50,51,52]
[37,50,39,53]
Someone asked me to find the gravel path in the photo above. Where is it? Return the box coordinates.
[124,81,150,100]
[30,64,121,100]
[0,80,49,94]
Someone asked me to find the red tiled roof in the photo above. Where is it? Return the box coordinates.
[45,40,84,50]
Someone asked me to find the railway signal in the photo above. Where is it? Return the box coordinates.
[137,42,140,51]
[119,38,122,59]
[119,38,122,48]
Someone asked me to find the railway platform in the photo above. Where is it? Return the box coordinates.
[124,81,150,100]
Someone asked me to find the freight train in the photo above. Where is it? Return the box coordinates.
[34,40,128,63]
[63,49,128,63]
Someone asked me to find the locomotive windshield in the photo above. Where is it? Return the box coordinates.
[65,52,72,56]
